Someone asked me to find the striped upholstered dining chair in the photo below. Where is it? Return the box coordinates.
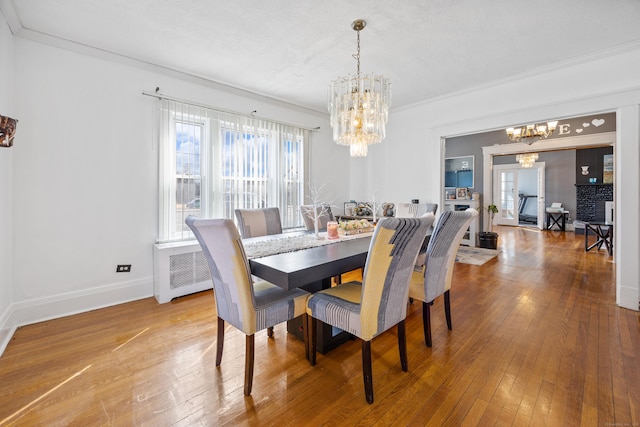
[234,207,283,238]
[234,207,285,338]
[185,216,309,396]
[395,202,438,218]
[300,204,334,231]
[306,214,435,404]
[409,209,478,347]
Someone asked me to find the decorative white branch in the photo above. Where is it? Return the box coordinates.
[367,190,382,223]
[304,183,333,238]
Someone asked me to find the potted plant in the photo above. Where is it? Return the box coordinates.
[478,204,499,249]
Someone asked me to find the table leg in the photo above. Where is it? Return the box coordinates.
[604,226,613,256]
[585,224,589,251]
[287,278,353,354]
[585,223,613,255]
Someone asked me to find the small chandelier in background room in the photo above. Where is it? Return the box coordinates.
[516,152,538,168]
[328,19,391,157]
[506,121,558,145]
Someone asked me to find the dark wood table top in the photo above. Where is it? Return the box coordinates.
[249,236,371,290]
[585,221,613,226]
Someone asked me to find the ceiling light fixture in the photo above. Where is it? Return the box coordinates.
[328,19,391,157]
[506,121,558,145]
[516,152,538,168]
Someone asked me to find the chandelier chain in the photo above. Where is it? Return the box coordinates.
[355,29,361,77]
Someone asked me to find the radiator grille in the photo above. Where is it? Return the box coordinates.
[169,251,210,289]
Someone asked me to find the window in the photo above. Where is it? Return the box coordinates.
[157,99,308,242]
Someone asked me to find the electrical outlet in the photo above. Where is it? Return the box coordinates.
[116,264,131,273]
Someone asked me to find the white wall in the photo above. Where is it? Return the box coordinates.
[3,34,347,342]
[367,45,640,311]
[0,10,14,353]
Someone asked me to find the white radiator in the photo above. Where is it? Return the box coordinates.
[153,241,212,303]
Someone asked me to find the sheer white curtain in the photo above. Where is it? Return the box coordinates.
[157,98,307,242]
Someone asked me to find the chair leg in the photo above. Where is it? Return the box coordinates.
[267,326,274,338]
[422,301,432,347]
[398,320,408,372]
[362,339,374,404]
[216,317,225,366]
[444,290,452,330]
[302,313,309,361]
[309,315,317,366]
[244,334,255,396]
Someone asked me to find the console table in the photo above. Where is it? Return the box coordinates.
[545,210,569,231]
[584,221,613,256]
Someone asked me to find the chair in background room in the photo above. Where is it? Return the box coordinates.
[186,216,309,396]
[306,215,435,403]
[235,207,282,238]
[300,204,334,231]
[409,209,478,347]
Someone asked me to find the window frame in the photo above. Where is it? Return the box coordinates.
[157,99,308,243]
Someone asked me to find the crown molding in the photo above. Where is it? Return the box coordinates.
[394,39,640,115]
[0,0,21,34]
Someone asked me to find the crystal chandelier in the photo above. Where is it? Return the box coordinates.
[328,20,391,157]
[506,121,558,145]
[516,152,538,168]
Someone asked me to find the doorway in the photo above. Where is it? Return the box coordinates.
[492,163,546,229]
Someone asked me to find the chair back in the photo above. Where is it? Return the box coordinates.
[423,203,438,216]
[359,214,435,339]
[421,209,478,302]
[396,202,438,218]
[235,207,282,238]
[300,204,334,231]
[185,216,256,333]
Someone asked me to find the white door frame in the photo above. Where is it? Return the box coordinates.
[481,131,615,232]
[492,162,546,229]
[492,165,520,226]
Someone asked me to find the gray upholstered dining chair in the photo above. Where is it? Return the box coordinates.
[300,204,334,231]
[397,203,439,250]
[300,204,343,284]
[395,202,438,218]
[234,207,284,338]
[409,209,478,347]
[306,214,435,404]
[235,207,283,238]
[185,216,309,396]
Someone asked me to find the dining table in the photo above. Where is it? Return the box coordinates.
[244,230,372,353]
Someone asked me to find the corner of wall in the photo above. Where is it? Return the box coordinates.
[0,304,17,357]
[0,277,153,357]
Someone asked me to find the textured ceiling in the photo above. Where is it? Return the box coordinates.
[6,0,640,112]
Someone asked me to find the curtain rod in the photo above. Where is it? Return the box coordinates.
[142,90,320,132]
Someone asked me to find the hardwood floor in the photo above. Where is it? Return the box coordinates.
[1,226,638,426]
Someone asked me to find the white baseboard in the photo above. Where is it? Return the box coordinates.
[0,304,17,358]
[0,277,153,357]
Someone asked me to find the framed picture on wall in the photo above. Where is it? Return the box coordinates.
[603,154,613,184]
[456,188,468,200]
